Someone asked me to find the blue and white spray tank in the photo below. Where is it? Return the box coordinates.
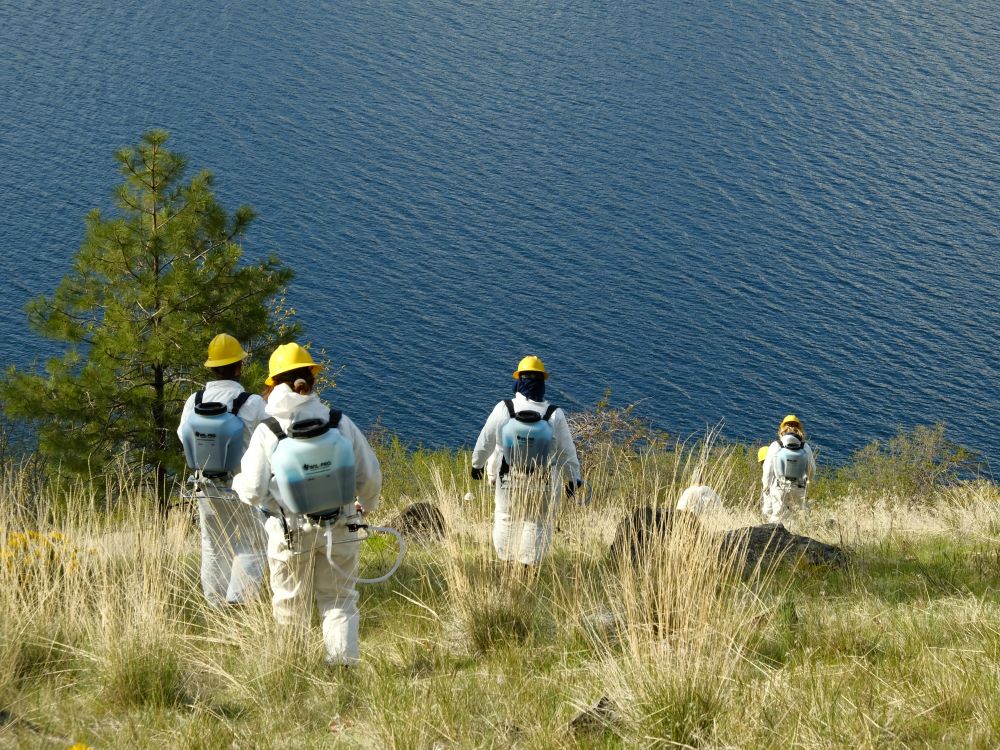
[272,416,405,584]
[179,398,246,475]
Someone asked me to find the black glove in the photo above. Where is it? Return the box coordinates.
[470,465,485,481]
[565,478,583,497]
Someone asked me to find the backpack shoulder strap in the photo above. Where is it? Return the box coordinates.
[231,391,251,416]
[194,390,204,406]
[263,417,286,441]
[542,404,558,421]
[329,408,343,429]
[503,399,515,417]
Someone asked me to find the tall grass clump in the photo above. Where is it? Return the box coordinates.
[431,468,543,653]
[540,420,778,746]
[576,452,778,747]
[192,600,326,712]
[1,466,87,710]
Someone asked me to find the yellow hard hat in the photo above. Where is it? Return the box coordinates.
[204,333,248,368]
[512,355,549,380]
[780,414,803,430]
[757,445,769,463]
[266,343,321,386]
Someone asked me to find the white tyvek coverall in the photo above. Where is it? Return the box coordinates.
[760,439,816,524]
[231,384,382,665]
[676,484,724,516]
[471,393,582,565]
[178,379,268,607]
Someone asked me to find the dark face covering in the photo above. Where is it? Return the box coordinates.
[513,373,546,402]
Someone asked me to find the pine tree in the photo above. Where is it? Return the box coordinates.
[0,130,297,513]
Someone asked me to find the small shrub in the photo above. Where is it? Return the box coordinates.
[568,389,669,458]
[0,530,79,580]
[837,424,981,504]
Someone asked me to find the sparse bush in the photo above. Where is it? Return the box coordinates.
[567,388,670,458]
[836,423,982,504]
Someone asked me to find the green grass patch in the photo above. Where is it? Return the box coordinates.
[2,428,999,748]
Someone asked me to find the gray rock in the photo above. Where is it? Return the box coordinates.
[609,506,702,563]
[720,523,846,571]
[569,695,618,734]
[385,501,446,541]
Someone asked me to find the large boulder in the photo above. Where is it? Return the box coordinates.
[720,523,846,571]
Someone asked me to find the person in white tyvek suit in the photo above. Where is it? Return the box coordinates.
[232,343,382,666]
[470,355,582,566]
[177,333,268,607]
[760,414,817,524]
[676,466,723,516]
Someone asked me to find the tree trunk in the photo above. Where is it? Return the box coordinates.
[153,362,168,516]
[156,463,168,517]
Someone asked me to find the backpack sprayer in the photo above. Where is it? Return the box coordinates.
[499,399,557,475]
[179,391,252,482]
[178,391,257,511]
[775,434,810,489]
[499,400,593,507]
[266,411,405,585]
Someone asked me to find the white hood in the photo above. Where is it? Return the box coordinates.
[780,433,803,449]
[265,383,330,427]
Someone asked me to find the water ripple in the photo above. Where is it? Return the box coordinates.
[0,0,997,463]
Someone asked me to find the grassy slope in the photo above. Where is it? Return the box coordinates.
[1,443,998,750]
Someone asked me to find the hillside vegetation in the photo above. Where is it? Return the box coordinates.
[1,419,998,749]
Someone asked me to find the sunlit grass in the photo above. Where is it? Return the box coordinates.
[0,442,998,748]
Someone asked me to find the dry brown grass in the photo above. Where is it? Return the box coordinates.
[1,448,998,748]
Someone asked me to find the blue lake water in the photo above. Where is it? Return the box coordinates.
[1,1,997,466]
